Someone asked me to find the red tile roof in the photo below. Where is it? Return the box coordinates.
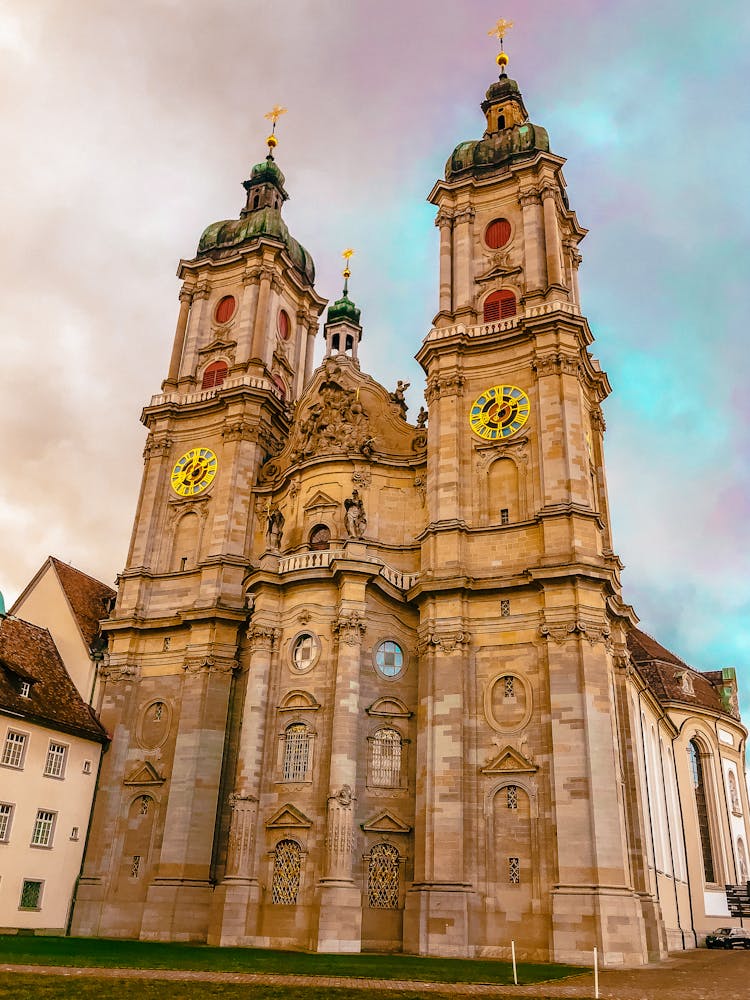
[0,615,107,742]
[627,627,733,718]
[50,557,115,651]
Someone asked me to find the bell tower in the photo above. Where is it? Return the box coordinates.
[72,115,327,942]
[406,23,661,965]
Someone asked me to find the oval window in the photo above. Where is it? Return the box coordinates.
[374,640,405,678]
[214,295,236,324]
[291,632,319,672]
[278,309,291,341]
[485,218,511,249]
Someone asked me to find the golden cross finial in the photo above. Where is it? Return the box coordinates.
[342,248,355,290]
[488,18,514,42]
[264,105,288,126]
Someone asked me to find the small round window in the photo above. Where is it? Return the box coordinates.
[291,632,319,672]
[277,309,291,341]
[374,640,404,678]
[485,218,511,249]
[214,295,236,324]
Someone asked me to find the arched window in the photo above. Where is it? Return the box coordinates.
[370,728,402,787]
[282,723,310,782]
[271,839,302,904]
[483,289,516,322]
[201,360,228,390]
[688,739,716,883]
[729,771,742,814]
[367,842,400,908]
[309,524,330,551]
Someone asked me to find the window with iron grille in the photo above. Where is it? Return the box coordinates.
[368,843,400,908]
[500,508,509,525]
[0,803,13,841]
[140,796,151,816]
[507,785,518,810]
[19,880,43,910]
[31,810,56,848]
[2,731,27,769]
[153,702,164,721]
[272,839,302,904]
[282,724,310,781]
[131,855,141,878]
[503,675,515,700]
[508,856,520,884]
[44,741,67,778]
[500,599,511,617]
[370,729,402,787]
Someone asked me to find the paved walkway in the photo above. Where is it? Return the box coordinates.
[2,949,750,998]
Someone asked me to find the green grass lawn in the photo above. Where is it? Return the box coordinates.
[0,935,584,986]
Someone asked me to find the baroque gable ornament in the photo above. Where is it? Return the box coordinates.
[480,744,537,776]
[289,377,374,464]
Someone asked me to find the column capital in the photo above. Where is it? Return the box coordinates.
[417,625,471,656]
[518,189,542,208]
[434,208,455,229]
[246,624,281,651]
[453,206,476,224]
[178,285,195,304]
[332,611,366,646]
[192,279,211,300]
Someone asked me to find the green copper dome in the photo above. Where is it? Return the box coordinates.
[446,74,549,181]
[326,290,361,326]
[196,154,316,285]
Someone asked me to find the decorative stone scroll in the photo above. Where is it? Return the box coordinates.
[417,627,471,656]
[539,618,612,648]
[184,655,238,674]
[99,658,139,683]
[225,793,258,878]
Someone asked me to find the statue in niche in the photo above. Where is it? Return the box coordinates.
[265,504,285,551]
[389,379,410,418]
[344,489,367,539]
[416,405,428,428]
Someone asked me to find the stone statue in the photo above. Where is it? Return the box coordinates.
[344,489,367,539]
[389,379,410,418]
[265,504,285,550]
[416,405,428,428]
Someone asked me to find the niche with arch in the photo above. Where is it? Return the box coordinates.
[170,510,201,572]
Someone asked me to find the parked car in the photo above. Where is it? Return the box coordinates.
[705,927,750,949]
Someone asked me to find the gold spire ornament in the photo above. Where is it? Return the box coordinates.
[264,105,288,151]
[488,17,513,69]
[342,248,355,293]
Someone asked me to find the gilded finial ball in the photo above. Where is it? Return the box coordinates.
[497,51,509,68]
[343,267,351,280]
[266,133,278,148]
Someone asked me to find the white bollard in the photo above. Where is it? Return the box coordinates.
[511,939,518,985]
[594,946,599,999]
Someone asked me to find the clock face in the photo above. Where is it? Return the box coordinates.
[170,447,218,497]
[469,385,530,441]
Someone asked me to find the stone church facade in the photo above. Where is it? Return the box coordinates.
[71,61,750,965]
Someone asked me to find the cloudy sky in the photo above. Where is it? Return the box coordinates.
[1,1,748,711]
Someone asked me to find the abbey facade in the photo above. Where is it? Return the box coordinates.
[71,64,750,965]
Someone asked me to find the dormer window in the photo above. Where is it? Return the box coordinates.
[483,289,516,322]
[19,681,30,698]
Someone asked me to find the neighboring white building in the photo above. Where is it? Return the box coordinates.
[0,613,107,932]
[11,556,115,705]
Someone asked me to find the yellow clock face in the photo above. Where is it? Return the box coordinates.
[469,385,530,441]
[170,447,218,497]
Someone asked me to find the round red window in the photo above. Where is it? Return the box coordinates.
[277,309,290,340]
[485,218,511,249]
[214,295,236,324]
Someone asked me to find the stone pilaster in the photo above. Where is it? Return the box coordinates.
[163,285,193,388]
[315,609,366,953]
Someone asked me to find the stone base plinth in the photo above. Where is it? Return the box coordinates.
[140,879,212,942]
[551,885,649,966]
[207,878,263,946]
[402,883,475,957]
[315,880,362,953]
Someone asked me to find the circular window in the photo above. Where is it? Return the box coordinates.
[277,309,291,340]
[485,218,511,249]
[214,295,236,324]
[374,640,405,679]
[291,632,320,672]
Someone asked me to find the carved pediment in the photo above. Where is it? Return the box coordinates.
[366,697,412,719]
[362,809,411,834]
[198,337,236,357]
[476,252,522,283]
[304,490,339,514]
[266,803,313,829]
[124,760,166,786]
[480,745,537,776]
